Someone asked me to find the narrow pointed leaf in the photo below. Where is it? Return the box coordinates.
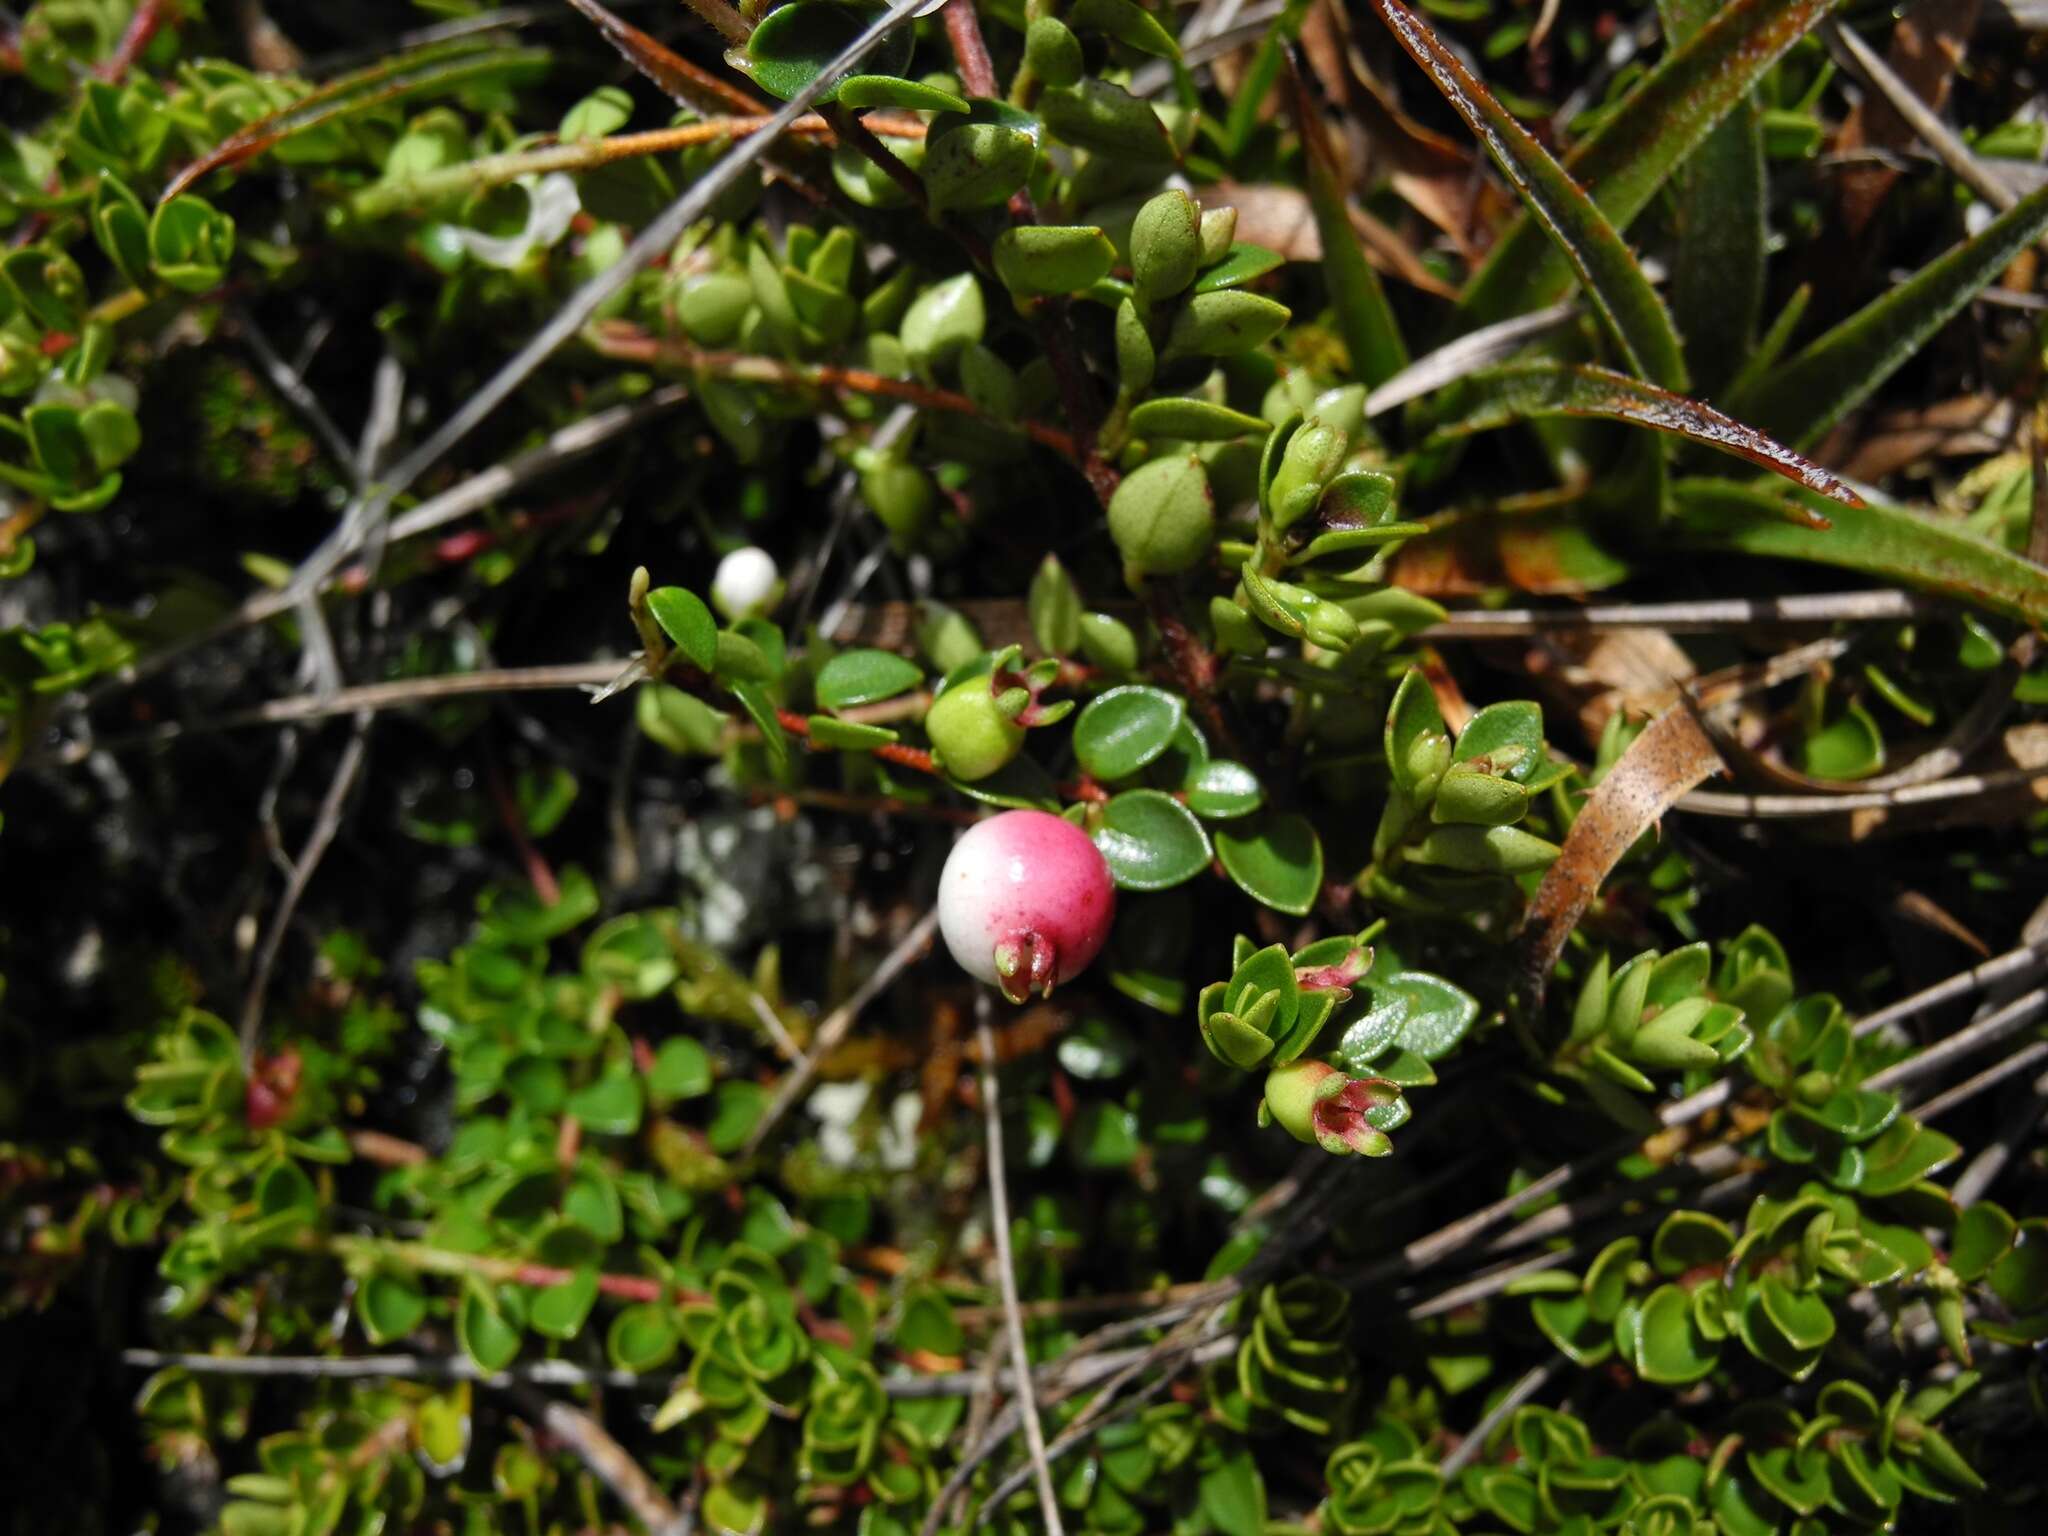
[1422,362,1858,509]
[1285,54,1406,386]
[163,40,553,201]
[1726,182,2048,448]
[1658,0,1765,393]
[1367,0,1685,389]
[1673,477,2048,628]
[1461,0,1848,325]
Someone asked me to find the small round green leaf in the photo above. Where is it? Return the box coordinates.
[530,1269,600,1341]
[993,224,1116,297]
[607,1302,680,1371]
[1073,685,1185,780]
[816,648,923,710]
[1093,789,1211,890]
[922,102,1041,211]
[358,1272,428,1345]
[1633,1284,1719,1384]
[1215,811,1323,915]
[458,1282,524,1372]
[746,3,914,103]
[1182,759,1262,819]
[649,1037,713,1103]
[646,586,717,671]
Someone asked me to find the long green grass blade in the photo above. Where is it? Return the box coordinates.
[1367,0,1686,390]
[1460,0,1845,328]
[1673,477,2048,627]
[1422,362,1855,509]
[1286,56,1406,387]
[1726,182,2048,448]
[1658,0,1765,394]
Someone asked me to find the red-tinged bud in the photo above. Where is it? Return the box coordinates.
[1262,1058,1399,1157]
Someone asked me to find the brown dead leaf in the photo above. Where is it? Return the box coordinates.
[1518,707,1726,997]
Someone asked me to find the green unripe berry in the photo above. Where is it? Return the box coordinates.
[1024,17,1083,88]
[1130,188,1201,307]
[926,681,1026,781]
[1108,454,1214,578]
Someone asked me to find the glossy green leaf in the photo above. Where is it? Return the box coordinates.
[815,648,922,711]
[457,1280,525,1372]
[607,1302,680,1370]
[646,586,717,671]
[1950,1202,2015,1282]
[358,1272,429,1345]
[1073,685,1185,780]
[649,1037,713,1104]
[745,2,914,104]
[834,74,969,114]
[530,1269,600,1341]
[1093,789,1212,890]
[1215,811,1323,915]
[1183,759,1264,819]
[1165,291,1292,357]
[1374,970,1478,1060]
[566,1067,644,1136]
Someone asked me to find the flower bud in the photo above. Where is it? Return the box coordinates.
[926,678,1025,781]
[710,546,781,621]
[1267,418,1348,530]
[1198,205,1237,266]
[1261,1059,1399,1157]
[1130,188,1200,307]
[1108,454,1213,577]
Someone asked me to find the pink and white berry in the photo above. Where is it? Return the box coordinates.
[710,545,782,621]
[939,810,1117,1002]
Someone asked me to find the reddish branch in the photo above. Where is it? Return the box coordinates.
[943,0,1001,97]
[1147,584,1245,763]
[96,0,164,80]
[589,325,1082,458]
